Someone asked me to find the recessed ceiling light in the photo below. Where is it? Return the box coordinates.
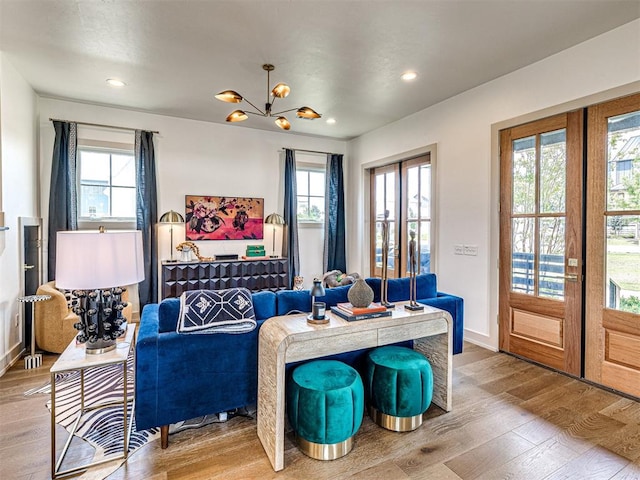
[106,78,126,87]
[401,71,417,81]
[326,118,336,125]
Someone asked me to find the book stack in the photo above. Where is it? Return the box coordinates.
[244,245,266,258]
[330,302,392,322]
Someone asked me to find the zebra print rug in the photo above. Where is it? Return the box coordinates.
[30,353,158,479]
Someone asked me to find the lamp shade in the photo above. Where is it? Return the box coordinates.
[265,213,285,225]
[56,230,145,290]
[159,210,185,224]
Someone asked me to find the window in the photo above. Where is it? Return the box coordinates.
[78,146,136,226]
[296,166,325,223]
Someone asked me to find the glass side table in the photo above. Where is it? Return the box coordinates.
[17,294,51,369]
[50,323,136,479]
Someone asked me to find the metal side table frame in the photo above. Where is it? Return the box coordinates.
[50,324,136,479]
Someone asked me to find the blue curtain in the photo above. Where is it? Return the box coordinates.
[47,121,77,281]
[324,154,346,273]
[135,130,159,306]
[283,149,299,288]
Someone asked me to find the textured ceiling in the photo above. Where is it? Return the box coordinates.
[1,1,639,139]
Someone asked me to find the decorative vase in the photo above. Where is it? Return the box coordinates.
[347,278,374,308]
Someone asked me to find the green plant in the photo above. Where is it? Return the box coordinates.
[620,295,640,314]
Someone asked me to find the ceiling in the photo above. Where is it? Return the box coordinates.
[1,1,638,140]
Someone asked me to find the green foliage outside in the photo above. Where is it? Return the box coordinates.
[620,295,640,314]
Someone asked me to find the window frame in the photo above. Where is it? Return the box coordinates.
[76,140,136,230]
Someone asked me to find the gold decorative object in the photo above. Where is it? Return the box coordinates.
[175,241,214,262]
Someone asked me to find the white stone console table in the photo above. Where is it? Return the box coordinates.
[257,303,452,471]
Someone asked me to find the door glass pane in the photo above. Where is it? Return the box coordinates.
[374,222,383,269]
[607,111,640,211]
[375,174,385,220]
[420,220,431,273]
[539,217,565,300]
[512,136,536,214]
[606,215,640,312]
[407,167,419,221]
[420,165,431,219]
[512,218,535,294]
[386,221,396,270]
[540,129,566,214]
[386,173,396,220]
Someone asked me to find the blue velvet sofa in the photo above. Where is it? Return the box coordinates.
[135,273,463,447]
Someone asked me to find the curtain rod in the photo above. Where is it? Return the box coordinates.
[49,118,159,134]
[281,147,335,156]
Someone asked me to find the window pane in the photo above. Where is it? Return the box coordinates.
[297,171,308,196]
[309,171,325,196]
[111,187,136,217]
[607,111,640,211]
[80,151,110,183]
[80,185,109,218]
[539,217,565,300]
[308,196,325,222]
[512,136,536,214]
[297,197,309,219]
[606,215,640,312]
[112,154,136,187]
[512,218,534,294]
[540,129,566,214]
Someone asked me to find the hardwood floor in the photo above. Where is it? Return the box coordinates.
[1,343,639,479]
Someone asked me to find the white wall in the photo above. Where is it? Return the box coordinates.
[348,20,640,350]
[38,98,347,302]
[0,53,38,374]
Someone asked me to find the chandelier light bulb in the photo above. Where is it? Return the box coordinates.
[271,83,290,98]
[226,110,248,122]
[275,117,291,130]
[297,106,321,119]
[215,90,243,103]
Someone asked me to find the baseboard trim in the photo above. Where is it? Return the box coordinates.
[0,343,25,377]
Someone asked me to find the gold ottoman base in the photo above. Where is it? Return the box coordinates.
[369,406,423,432]
[296,435,354,461]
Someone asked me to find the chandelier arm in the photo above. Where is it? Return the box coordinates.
[242,98,266,116]
[271,107,300,116]
[244,110,267,117]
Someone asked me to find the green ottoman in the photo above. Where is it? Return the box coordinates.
[287,360,364,460]
[365,345,433,432]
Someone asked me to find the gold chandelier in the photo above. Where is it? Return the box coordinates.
[215,64,321,131]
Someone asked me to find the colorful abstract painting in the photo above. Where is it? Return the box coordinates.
[185,196,264,241]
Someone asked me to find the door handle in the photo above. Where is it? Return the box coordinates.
[23,264,35,270]
[564,274,579,282]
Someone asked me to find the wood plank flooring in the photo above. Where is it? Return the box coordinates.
[1,343,639,479]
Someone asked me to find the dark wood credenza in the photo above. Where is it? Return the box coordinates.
[161,258,289,299]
